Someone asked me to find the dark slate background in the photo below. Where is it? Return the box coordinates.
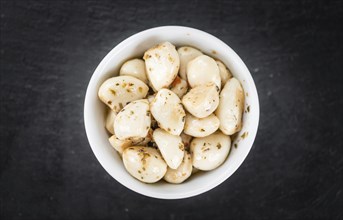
[1,0,342,219]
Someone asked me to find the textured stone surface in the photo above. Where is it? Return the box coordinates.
[1,0,342,219]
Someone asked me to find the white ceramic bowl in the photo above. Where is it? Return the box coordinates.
[84,26,259,199]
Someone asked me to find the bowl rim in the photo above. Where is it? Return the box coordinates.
[84,25,260,199]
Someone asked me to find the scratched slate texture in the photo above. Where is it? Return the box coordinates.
[0,0,342,219]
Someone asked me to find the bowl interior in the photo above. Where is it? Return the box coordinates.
[84,26,259,199]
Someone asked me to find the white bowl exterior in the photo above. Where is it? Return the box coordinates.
[84,26,259,199]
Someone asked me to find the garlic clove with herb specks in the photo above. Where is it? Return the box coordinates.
[164,151,192,184]
[98,76,149,112]
[177,46,203,81]
[182,83,219,118]
[216,60,232,87]
[108,134,132,155]
[190,131,231,171]
[170,76,188,99]
[153,128,185,169]
[187,55,221,89]
[122,146,167,183]
[215,77,245,135]
[184,113,220,137]
[144,42,180,91]
[119,58,148,84]
[150,89,185,135]
[114,99,151,140]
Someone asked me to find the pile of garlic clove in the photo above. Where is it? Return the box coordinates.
[98,42,245,184]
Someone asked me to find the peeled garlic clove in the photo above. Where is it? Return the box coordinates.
[150,89,185,135]
[190,131,231,171]
[215,78,245,135]
[187,55,221,89]
[153,128,184,169]
[184,113,220,137]
[144,42,180,91]
[216,60,232,87]
[122,146,167,183]
[177,46,203,80]
[109,134,132,154]
[180,133,192,151]
[119,59,148,84]
[105,109,116,134]
[170,76,188,99]
[164,152,192,184]
[182,83,219,118]
[98,76,149,112]
[114,99,151,140]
